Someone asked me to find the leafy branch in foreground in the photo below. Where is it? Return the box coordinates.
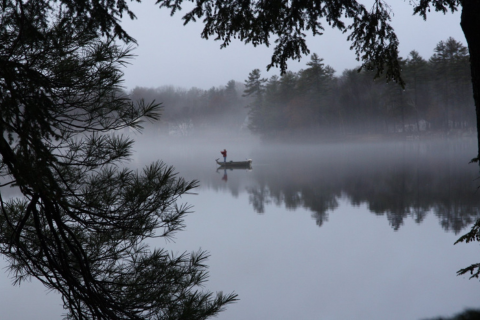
[455,221,480,279]
[0,1,237,319]
[160,0,402,83]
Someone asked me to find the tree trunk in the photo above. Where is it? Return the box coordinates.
[461,0,480,161]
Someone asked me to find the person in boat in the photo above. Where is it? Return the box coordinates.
[220,149,227,163]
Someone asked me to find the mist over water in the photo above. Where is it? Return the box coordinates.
[135,133,480,235]
[2,133,480,320]
[128,133,480,320]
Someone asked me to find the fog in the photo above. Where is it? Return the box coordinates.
[133,133,480,320]
[128,37,475,145]
[134,133,480,233]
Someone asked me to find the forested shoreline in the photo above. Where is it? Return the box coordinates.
[129,37,474,141]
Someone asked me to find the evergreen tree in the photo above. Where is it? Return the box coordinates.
[299,53,330,95]
[430,37,471,131]
[225,80,238,104]
[0,2,236,319]
[243,69,267,133]
[381,58,412,133]
[403,51,431,131]
[262,75,282,132]
[337,68,386,134]
[243,69,266,99]
[297,54,336,127]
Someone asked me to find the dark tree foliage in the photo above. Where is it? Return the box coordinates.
[243,69,267,133]
[422,308,480,320]
[456,223,480,279]
[0,1,236,319]
[160,0,402,84]
[430,38,471,131]
[403,50,430,127]
[239,44,473,139]
[26,0,400,85]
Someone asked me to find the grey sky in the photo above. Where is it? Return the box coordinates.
[121,1,465,91]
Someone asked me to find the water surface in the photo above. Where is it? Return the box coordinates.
[2,137,480,320]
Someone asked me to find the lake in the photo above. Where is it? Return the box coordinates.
[2,136,480,320]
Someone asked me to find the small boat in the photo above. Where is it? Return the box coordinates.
[216,158,252,168]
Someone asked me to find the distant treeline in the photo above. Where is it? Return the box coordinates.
[129,80,249,136]
[244,37,474,139]
[129,37,473,139]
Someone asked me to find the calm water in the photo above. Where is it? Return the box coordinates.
[2,137,480,320]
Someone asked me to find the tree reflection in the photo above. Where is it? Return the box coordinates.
[241,141,480,233]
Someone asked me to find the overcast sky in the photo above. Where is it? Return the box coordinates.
[121,1,465,91]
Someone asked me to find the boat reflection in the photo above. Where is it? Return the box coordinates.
[217,165,252,183]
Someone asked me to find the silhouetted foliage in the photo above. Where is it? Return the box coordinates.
[0,1,237,319]
[423,308,480,320]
